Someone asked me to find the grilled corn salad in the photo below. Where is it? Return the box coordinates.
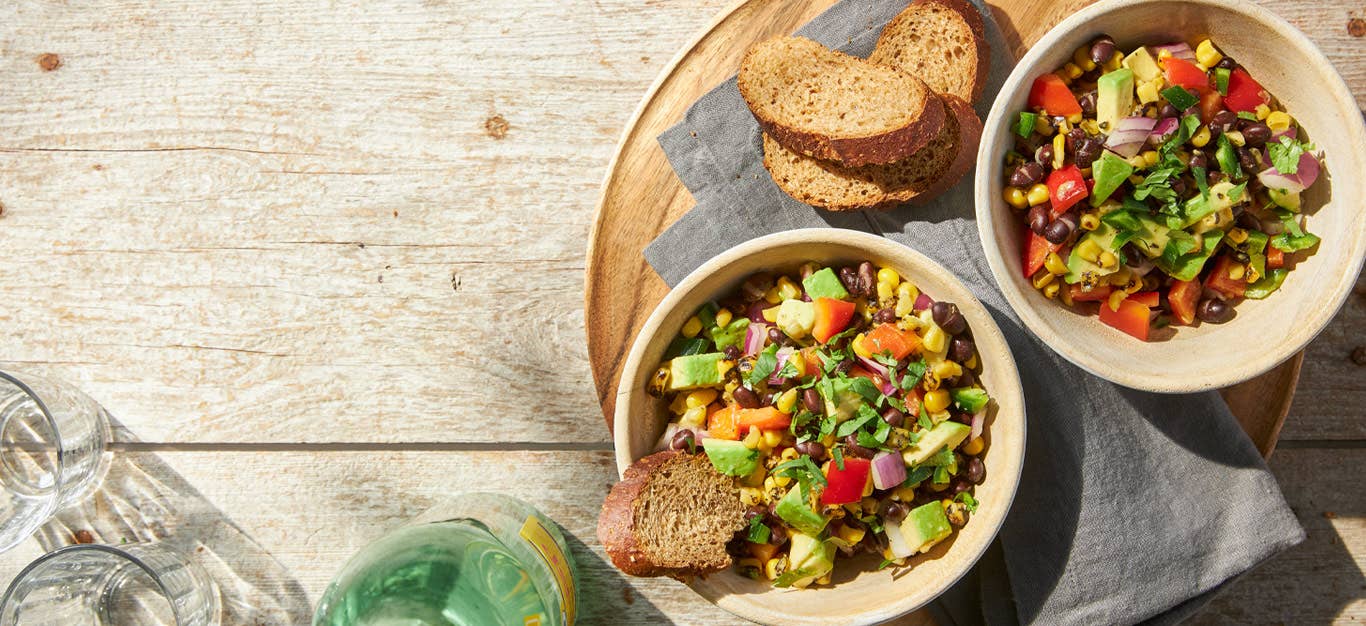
[1003,35,1321,340]
[648,261,991,588]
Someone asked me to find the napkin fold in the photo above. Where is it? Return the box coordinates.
[642,1,1305,623]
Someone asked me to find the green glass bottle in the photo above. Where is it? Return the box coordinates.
[314,494,577,626]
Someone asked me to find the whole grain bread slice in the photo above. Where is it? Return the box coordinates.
[762,93,982,211]
[868,0,991,105]
[738,36,945,167]
[597,450,746,579]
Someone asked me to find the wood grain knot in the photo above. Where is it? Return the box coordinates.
[72,529,95,544]
[1351,346,1366,366]
[35,53,61,71]
[1350,18,1366,37]
[484,114,510,139]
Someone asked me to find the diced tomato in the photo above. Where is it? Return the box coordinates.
[861,323,921,360]
[1098,298,1151,341]
[1266,246,1286,270]
[1168,279,1201,325]
[1068,284,1113,302]
[1128,291,1160,307]
[736,406,791,435]
[748,541,779,561]
[799,347,824,377]
[1198,89,1224,124]
[1023,228,1053,278]
[1164,57,1210,91]
[1223,68,1271,113]
[821,457,871,505]
[1027,73,1082,116]
[1204,255,1247,299]
[812,297,856,344]
[1046,165,1088,216]
[848,366,887,391]
[706,404,738,440]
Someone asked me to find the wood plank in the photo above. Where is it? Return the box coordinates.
[1279,268,1366,441]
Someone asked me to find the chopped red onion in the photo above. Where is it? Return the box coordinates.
[768,347,795,385]
[744,323,768,356]
[1257,152,1320,193]
[1106,117,1156,158]
[1151,42,1196,63]
[1147,117,1178,144]
[1271,126,1297,143]
[855,355,889,378]
[969,410,985,442]
[871,451,907,490]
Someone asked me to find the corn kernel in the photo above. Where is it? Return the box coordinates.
[776,276,801,300]
[780,446,799,462]
[1191,126,1211,148]
[718,359,734,378]
[1043,281,1061,299]
[1105,50,1124,71]
[1080,212,1100,231]
[1062,62,1083,80]
[1254,104,1271,121]
[921,371,941,392]
[1157,49,1173,61]
[1195,39,1223,68]
[1045,252,1069,275]
[852,333,872,358]
[962,437,985,456]
[776,388,798,414]
[877,281,894,301]
[876,267,900,289]
[1098,251,1118,269]
[681,316,702,338]
[894,485,918,502]
[1142,151,1160,167]
[685,389,717,409]
[1003,186,1028,209]
[1026,183,1050,206]
[1266,111,1292,131]
[679,405,706,428]
[774,471,792,488]
[1227,227,1249,244]
[762,429,784,448]
[714,308,732,328]
[932,360,963,381]
[763,286,782,304]
[1127,154,1148,169]
[1072,46,1095,70]
[923,325,947,354]
[1128,174,1146,185]
[1052,133,1066,169]
[1036,116,1055,136]
[762,306,780,323]
[743,427,762,450]
[1076,239,1102,263]
[1225,130,1245,147]
[1060,283,1075,306]
[669,393,690,414]
[815,574,831,586]
[924,389,951,413]
[1079,119,1101,135]
[1105,289,1126,312]
[862,470,875,497]
[764,558,784,580]
[1032,270,1056,290]
[1066,112,1083,124]
[740,487,764,506]
[740,464,766,487]
[1136,80,1160,104]
[895,282,918,317]
[836,522,867,546]
[1227,263,1246,281]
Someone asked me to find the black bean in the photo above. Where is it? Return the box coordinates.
[1044,218,1073,244]
[1196,298,1234,323]
[1182,105,1200,119]
[964,457,985,483]
[767,327,788,345]
[1189,151,1208,171]
[1236,212,1262,231]
[802,388,824,415]
[873,307,897,324]
[1216,56,1238,70]
[878,499,909,524]
[1075,137,1104,169]
[1009,161,1045,187]
[948,337,975,363]
[1089,35,1116,65]
[834,359,854,376]
[1028,205,1050,236]
[733,386,761,409]
[842,434,875,458]
[1237,147,1258,172]
[1077,91,1097,118]
[723,345,741,360]
[951,412,973,425]
[1242,122,1271,147]
[1065,127,1086,151]
[1034,143,1054,166]
[881,407,905,428]
[1208,170,1227,185]
[669,429,697,453]
[931,302,967,335]
[838,266,860,294]
[1260,218,1285,236]
[795,440,826,462]
[947,370,976,389]
[1170,177,1188,196]
[1208,110,1237,133]
[857,262,877,297]
[1159,103,1181,118]
[951,479,973,495]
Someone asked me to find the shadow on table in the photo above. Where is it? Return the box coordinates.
[33,418,312,625]
[560,530,676,625]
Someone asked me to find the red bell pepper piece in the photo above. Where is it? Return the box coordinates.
[820,457,871,505]
[1098,297,1151,341]
[1266,246,1286,270]
[1164,57,1210,91]
[1068,284,1113,302]
[1023,228,1052,278]
[1222,68,1270,113]
[848,366,887,392]
[812,297,856,343]
[1027,73,1082,116]
[1198,89,1224,124]
[1168,279,1201,325]
[706,404,739,440]
[736,406,791,435]
[798,347,824,378]
[1128,291,1160,307]
[860,323,921,360]
[1046,165,1088,216]
[1204,255,1247,299]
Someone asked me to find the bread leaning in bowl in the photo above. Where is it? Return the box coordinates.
[738,36,946,167]
[868,0,991,105]
[597,450,747,580]
[763,93,982,211]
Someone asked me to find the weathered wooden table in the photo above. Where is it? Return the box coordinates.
[0,0,1360,623]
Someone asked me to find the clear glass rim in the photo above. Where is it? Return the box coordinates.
[0,543,192,623]
[0,371,65,518]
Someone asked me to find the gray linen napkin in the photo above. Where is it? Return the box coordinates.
[641,1,1305,624]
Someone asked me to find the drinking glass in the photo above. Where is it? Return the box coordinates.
[0,542,220,626]
[0,370,110,553]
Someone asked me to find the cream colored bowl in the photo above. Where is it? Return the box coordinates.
[613,229,1025,626]
[975,0,1366,392]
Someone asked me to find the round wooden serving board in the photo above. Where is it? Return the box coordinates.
[585,0,1302,459]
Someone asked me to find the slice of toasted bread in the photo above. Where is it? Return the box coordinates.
[868,0,991,105]
[738,36,945,167]
[597,451,746,579]
[762,94,982,211]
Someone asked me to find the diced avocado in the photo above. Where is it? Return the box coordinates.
[776,532,835,588]
[1268,187,1301,211]
[1096,68,1136,134]
[709,318,750,350]
[818,377,864,422]
[1177,181,1237,229]
[901,421,971,466]
[667,352,727,391]
[775,486,829,536]
[1130,215,1174,259]
[701,439,759,476]
[801,267,849,301]
[1153,231,1224,282]
[1090,151,1134,207]
[1064,223,1121,286]
[899,501,953,554]
[950,387,990,413]
[1122,47,1162,82]
[775,299,816,340]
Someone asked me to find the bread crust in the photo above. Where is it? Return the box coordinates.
[911,93,983,203]
[871,0,992,105]
[739,38,946,167]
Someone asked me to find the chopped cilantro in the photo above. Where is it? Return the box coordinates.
[1268,136,1308,174]
[956,491,980,513]
[774,455,827,499]
[746,514,771,543]
[748,344,780,387]
[831,445,845,471]
[900,358,927,390]
[902,465,933,487]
